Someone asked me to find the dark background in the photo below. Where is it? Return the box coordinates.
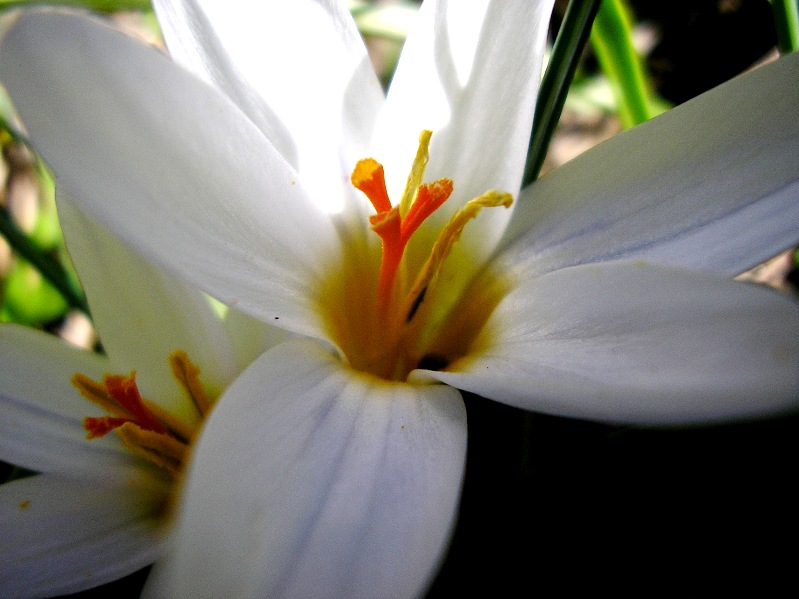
[430,1,797,595]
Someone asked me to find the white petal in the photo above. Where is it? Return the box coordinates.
[0,11,339,339]
[145,339,466,599]
[417,262,799,424]
[376,0,553,196]
[58,194,238,418]
[0,324,148,482]
[499,51,799,278]
[372,0,554,317]
[0,475,165,598]
[153,0,384,212]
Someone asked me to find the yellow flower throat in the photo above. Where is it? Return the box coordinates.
[318,130,512,381]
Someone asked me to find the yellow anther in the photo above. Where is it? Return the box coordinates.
[72,372,123,416]
[170,350,212,417]
[404,190,513,321]
[116,422,187,476]
[399,129,433,217]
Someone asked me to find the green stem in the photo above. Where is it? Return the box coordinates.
[590,0,655,129]
[0,205,88,315]
[771,0,799,54]
[522,0,601,187]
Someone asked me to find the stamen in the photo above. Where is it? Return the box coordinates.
[170,350,212,417]
[73,351,214,478]
[344,129,514,381]
[399,129,433,216]
[71,373,125,416]
[116,422,187,476]
[404,190,513,321]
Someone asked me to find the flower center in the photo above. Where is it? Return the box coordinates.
[72,350,212,478]
[318,130,512,381]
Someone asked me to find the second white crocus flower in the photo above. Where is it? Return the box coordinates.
[0,193,280,597]
[0,1,797,598]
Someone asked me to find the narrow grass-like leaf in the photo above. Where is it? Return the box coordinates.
[771,0,799,54]
[522,0,601,188]
[0,203,88,314]
[590,0,657,129]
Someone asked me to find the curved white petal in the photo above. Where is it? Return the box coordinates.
[58,194,238,418]
[499,52,799,278]
[371,0,554,320]
[0,11,339,339]
[153,0,384,213]
[376,0,553,198]
[417,262,799,424]
[145,339,466,599]
[0,475,165,598]
[374,0,553,218]
[0,324,148,482]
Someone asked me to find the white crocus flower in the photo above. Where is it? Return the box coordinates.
[1,1,798,598]
[0,195,280,597]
